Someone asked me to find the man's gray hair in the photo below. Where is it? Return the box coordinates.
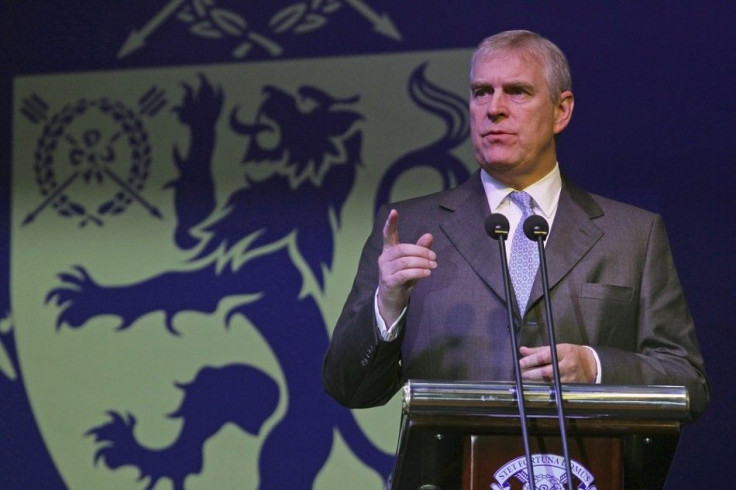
[471,30,572,100]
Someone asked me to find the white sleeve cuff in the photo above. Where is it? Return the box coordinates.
[582,345,602,384]
[374,289,406,341]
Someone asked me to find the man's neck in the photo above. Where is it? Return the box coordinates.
[483,165,557,190]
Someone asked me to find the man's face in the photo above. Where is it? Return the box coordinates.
[469,50,573,188]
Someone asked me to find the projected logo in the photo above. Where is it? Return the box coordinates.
[39,75,390,488]
[10,51,471,488]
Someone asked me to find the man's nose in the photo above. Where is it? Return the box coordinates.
[487,93,508,121]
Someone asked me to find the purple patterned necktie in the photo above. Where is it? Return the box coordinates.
[508,191,539,314]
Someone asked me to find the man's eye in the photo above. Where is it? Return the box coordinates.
[473,88,490,97]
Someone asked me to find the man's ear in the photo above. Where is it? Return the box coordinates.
[553,90,574,134]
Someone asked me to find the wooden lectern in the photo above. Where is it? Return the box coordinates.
[391,381,689,490]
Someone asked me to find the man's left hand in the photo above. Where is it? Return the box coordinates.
[519,344,597,383]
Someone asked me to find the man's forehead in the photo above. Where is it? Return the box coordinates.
[471,49,544,83]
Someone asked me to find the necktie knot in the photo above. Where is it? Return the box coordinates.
[509,191,535,217]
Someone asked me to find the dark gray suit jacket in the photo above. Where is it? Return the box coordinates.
[323,171,710,419]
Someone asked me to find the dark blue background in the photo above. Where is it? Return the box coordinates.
[2,1,734,488]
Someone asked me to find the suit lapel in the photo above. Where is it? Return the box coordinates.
[527,180,604,309]
[434,173,604,313]
[437,171,508,302]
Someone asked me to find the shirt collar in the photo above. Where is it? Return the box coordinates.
[480,164,562,220]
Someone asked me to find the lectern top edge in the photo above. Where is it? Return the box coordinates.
[402,380,689,421]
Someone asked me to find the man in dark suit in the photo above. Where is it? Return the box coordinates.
[322,30,709,419]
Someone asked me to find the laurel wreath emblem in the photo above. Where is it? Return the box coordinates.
[176,0,342,58]
[31,98,153,227]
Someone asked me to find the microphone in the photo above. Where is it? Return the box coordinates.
[484,213,537,490]
[523,214,549,241]
[522,214,574,489]
[484,213,510,240]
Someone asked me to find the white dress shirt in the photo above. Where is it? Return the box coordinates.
[481,163,561,257]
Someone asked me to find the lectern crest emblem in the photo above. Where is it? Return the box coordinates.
[491,453,597,490]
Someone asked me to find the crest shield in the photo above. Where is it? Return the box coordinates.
[11,51,473,488]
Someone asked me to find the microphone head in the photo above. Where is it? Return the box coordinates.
[485,213,510,240]
[523,215,549,241]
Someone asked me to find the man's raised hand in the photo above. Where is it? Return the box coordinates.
[376,209,436,325]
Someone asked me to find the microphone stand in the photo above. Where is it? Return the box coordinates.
[523,215,574,489]
[485,214,536,490]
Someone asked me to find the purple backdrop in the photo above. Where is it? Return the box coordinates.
[1,1,734,488]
